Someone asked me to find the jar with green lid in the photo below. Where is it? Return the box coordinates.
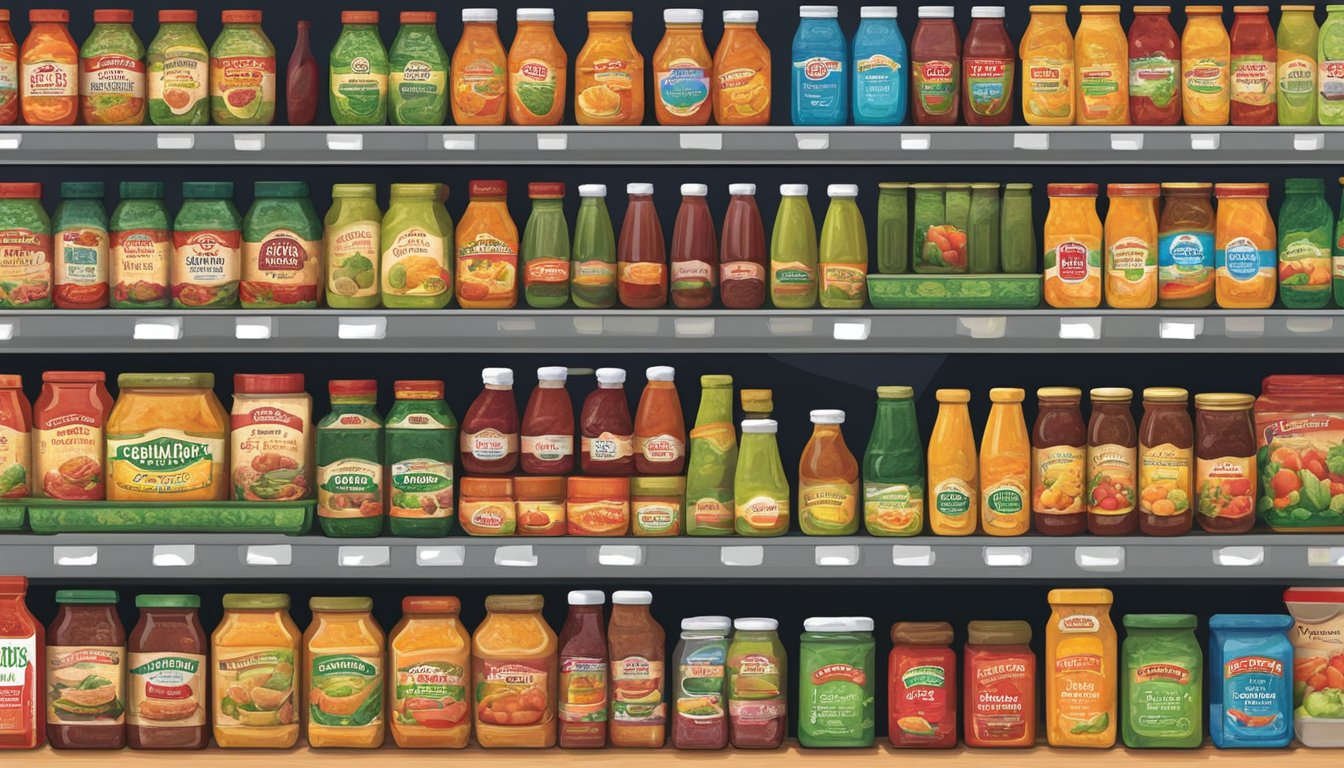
[317,379,384,538]
[212,593,300,749]
[521,182,570,308]
[1000,182,1036,274]
[631,475,685,536]
[106,373,229,502]
[1121,613,1202,749]
[389,11,449,125]
[48,589,126,750]
[111,181,170,308]
[210,10,276,125]
[330,10,389,126]
[0,183,52,309]
[173,181,241,308]
[52,181,107,309]
[799,616,875,748]
[242,181,322,309]
[324,184,382,309]
[147,10,209,125]
[128,593,206,750]
[686,374,737,537]
[381,183,452,309]
[968,183,1001,274]
[877,182,909,274]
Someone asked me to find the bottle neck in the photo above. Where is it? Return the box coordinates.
[696,385,732,424]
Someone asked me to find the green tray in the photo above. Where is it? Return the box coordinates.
[25,500,315,535]
[0,504,23,531]
[868,274,1043,309]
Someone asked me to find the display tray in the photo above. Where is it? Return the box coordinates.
[867,274,1043,309]
[0,504,23,531]
[23,500,314,535]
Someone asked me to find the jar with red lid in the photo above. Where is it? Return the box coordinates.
[1194,392,1256,534]
[460,476,515,535]
[1138,387,1194,536]
[567,476,630,536]
[516,475,566,536]
[34,371,111,500]
[230,373,312,502]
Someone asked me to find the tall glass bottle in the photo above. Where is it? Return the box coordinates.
[734,419,789,536]
[571,184,617,309]
[685,374,737,537]
[863,385,924,536]
[285,20,317,125]
[798,409,859,536]
[770,183,818,308]
[818,184,868,309]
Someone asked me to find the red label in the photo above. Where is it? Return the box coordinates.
[966,650,1033,745]
[1055,242,1089,282]
[1134,662,1190,683]
[921,62,954,82]
[1225,655,1284,678]
[966,60,1006,79]
[257,236,307,271]
[812,663,866,686]
[1055,653,1102,673]
[1031,65,1061,80]
[889,649,955,746]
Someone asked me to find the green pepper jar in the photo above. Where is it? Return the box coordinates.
[521,182,570,308]
[1121,613,1203,749]
[111,181,171,309]
[147,10,210,125]
[389,11,449,125]
[324,184,382,309]
[172,181,241,309]
[317,379,384,538]
[876,182,908,274]
[330,10,390,126]
[209,10,276,125]
[52,181,109,309]
[0,183,52,309]
[381,183,453,309]
[1279,177,1333,309]
[241,181,322,309]
[1000,183,1036,274]
[385,379,458,538]
[798,616,876,748]
[968,183,1001,274]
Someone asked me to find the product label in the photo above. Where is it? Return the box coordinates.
[210,55,276,113]
[0,424,28,498]
[1231,56,1273,105]
[80,54,145,97]
[0,636,36,735]
[1049,241,1095,283]
[309,653,382,728]
[461,500,516,535]
[1053,646,1107,735]
[1159,231,1214,287]
[863,481,924,535]
[331,57,389,119]
[794,55,844,111]
[720,261,765,285]
[633,500,680,535]
[675,643,725,724]
[47,645,124,725]
[317,457,382,519]
[737,494,787,530]
[717,66,768,118]
[173,228,240,292]
[1222,655,1288,739]
[521,434,573,463]
[657,58,709,117]
[111,228,170,298]
[242,229,320,299]
[1025,56,1071,116]
[1127,659,1198,741]
[56,226,108,290]
[108,428,224,497]
[619,261,665,287]
[1217,236,1274,282]
[391,651,468,731]
[566,499,629,535]
[892,658,948,742]
[457,231,518,304]
[1079,64,1122,99]
[635,433,684,464]
[572,259,616,284]
[230,403,308,502]
[1280,56,1316,104]
[582,432,634,462]
[389,458,453,519]
[517,499,565,533]
[982,478,1027,524]
[771,260,814,286]
[525,257,569,286]
[799,480,857,533]
[855,54,901,110]
[690,496,733,529]
[1130,54,1178,107]
[127,651,205,727]
[213,647,297,729]
[512,59,556,118]
[1108,235,1155,285]
[610,656,664,724]
[473,659,549,728]
[36,414,103,500]
[1034,445,1086,514]
[23,60,75,97]
[1088,442,1137,515]
[151,46,208,114]
[383,226,448,297]
[968,653,1032,744]
[802,656,868,741]
[1280,237,1329,286]
[393,59,446,108]
[0,227,51,307]
[820,263,866,301]
[931,476,974,530]
[1195,455,1254,521]
[1185,57,1229,96]
[670,259,714,285]
[1139,442,1193,518]
[559,656,607,724]
[913,59,957,115]
[462,428,518,462]
[326,221,379,299]
[965,57,1013,116]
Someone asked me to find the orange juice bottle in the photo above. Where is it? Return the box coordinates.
[1074,5,1128,125]
[456,179,519,309]
[451,8,507,125]
[798,408,859,536]
[1214,182,1276,309]
[1044,183,1103,308]
[1046,588,1117,748]
[508,8,566,126]
[1104,183,1159,309]
[1182,5,1231,125]
[575,11,644,126]
[653,9,712,125]
[928,389,977,536]
[980,387,1031,536]
[1020,5,1075,125]
[20,9,78,125]
[712,10,771,125]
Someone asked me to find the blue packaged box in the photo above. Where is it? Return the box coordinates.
[1208,614,1294,749]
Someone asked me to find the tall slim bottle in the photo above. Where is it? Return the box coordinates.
[685,374,737,536]
[770,184,818,308]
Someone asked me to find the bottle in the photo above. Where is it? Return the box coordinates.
[770,184,819,308]
[0,375,29,501]
[508,8,566,126]
[1230,5,1276,125]
[572,184,617,308]
[522,182,570,309]
[461,367,519,475]
[911,5,961,125]
[316,379,384,537]
[1087,387,1138,536]
[0,576,42,748]
[719,184,767,309]
[1278,5,1318,126]
[928,389,977,536]
[1020,4,1074,125]
[1320,6,1344,125]
[635,366,687,475]
[608,591,666,748]
[1032,386,1088,536]
[110,181,171,309]
[46,589,127,749]
[1104,183,1160,309]
[581,367,635,475]
[20,9,77,125]
[389,12,449,125]
[1183,5,1231,125]
[818,184,868,309]
[670,183,717,308]
[851,6,907,125]
[558,590,608,749]
[1158,182,1217,308]
[146,10,208,125]
[798,409,859,536]
[239,181,322,309]
[727,617,787,748]
[451,8,507,125]
[456,179,519,309]
[1128,5,1180,125]
[385,380,457,538]
[792,5,847,125]
[172,181,241,309]
[1193,392,1258,534]
[618,183,668,308]
[127,594,207,750]
[1046,589,1118,748]
[303,597,385,748]
[388,597,471,748]
[574,11,644,125]
[211,593,301,748]
[79,9,145,126]
[329,11,389,126]
[735,419,789,536]
[670,616,731,749]
[712,10,771,125]
[1138,387,1194,537]
[685,374,737,536]
[1120,614,1203,749]
[863,386,924,536]
[521,366,575,475]
[1075,5,1128,125]
[654,9,712,125]
[980,387,1030,536]
[1000,182,1036,274]
[0,11,16,125]
[962,6,1014,126]
[324,183,381,309]
[52,182,109,309]
[34,371,110,500]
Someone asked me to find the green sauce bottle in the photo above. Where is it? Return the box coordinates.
[110,181,170,309]
[770,183,818,308]
[52,181,108,309]
[734,418,789,536]
[522,182,570,308]
[819,184,869,309]
[0,183,51,309]
[317,379,384,538]
[1278,7,1319,126]
[330,10,389,126]
[571,184,617,308]
[386,379,458,538]
[382,183,453,308]
[147,10,210,125]
[1279,177,1333,309]
[241,181,322,309]
[863,386,925,537]
[685,374,737,537]
[172,181,241,308]
[324,184,382,309]
[389,11,449,125]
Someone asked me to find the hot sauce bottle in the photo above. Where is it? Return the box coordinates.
[618,183,668,308]
[460,367,519,475]
[669,183,716,309]
[634,366,686,475]
[581,368,634,475]
[521,366,575,475]
[557,590,608,749]
[285,20,317,125]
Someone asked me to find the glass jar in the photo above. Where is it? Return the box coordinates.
[127,594,207,750]
[230,373,311,502]
[630,475,685,536]
[521,182,570,309]
[1000,182,1035,274]
[963,620,1035,748]
[515,475,566,536]
[670,615,730,750]
[472,594,558,749]
[46,589,126,749]
[303,596,385,749]
[172,181,241,308]
[1194,392,1257,534]
[1043,183,1102,308]
[1213,182,1275,309]
[52,181,109,309]
[388,596,470,748]
[567,476,631,536]
[241,181,322,309]
[459,476,515,536]
[106,373,229,502]
[110,181,170,309]
[323,183,381,310]
[1158,182,1216,308]
[1087,387,1138,536]
[211,593,300,749]
[1103,183,1159,309]
[798,617,874,748]
[727,618,786,749]
[1120,613,1202,749]
[888,621,955,748]
[1139,387,1194,536]
[1032,387,1087,535]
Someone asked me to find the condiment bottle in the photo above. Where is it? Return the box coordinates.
[285,20,317,125]
[863,385,925,537]
[888,621,956,748]
[461,367,519,475]
[0,11,17,125]
[316,379,384,537]
[669,183,717,309]
[770,183,818,308]
[1075,5,1128,125]
[389,12,449,126]
[618,183,668,308]
[685,374,737,536]
[581,367,634,475]
[1277,6,1318,126]
[1138,387,1194,536]
[20,9,78,125]
[387,597,470,748]
[1032,386,1087,536]
[1046,588,1117,748]
[471,595,558,749]
[0,375,31,499]
[929,389,977,536]
[1229,5,1275,125]
[963,620,1035,748]
[852,6,907,125]
[211,594,300,748]
[571,184,617,308]
[670,616,731,749]
[1277,177,1332,310]
[521,182,570,309]
[1128,5,1180,125]
[608,591,666,748]
[385,379,457,538]
[653,8,712,125]
[791,5,847,125]
[712,10,771,126]
[172,181,242,309]
[979,387,1030,536]
[1182,5,1232,126]
[515,476,566,536]
[46,589,126,749]
[727,617,786,748]
[33,371,110,500]
[1020,5,1074,126]
[734,419,789,536]
[456,179,519,309]
[0,576,42,749]
[1042,183,1102,308]
[323,183,381,310]
[110,181,171,309]
[127,595,206,750]
[798,408,859,536]
[798,617,875,748]
[521,366,575,475]
[1214,182,1276,309]
[1087,387,1138,536]
[557,590,608,749]
[634,366,687,475]
[329,11,388,126]
[1193,392,1257,534]
[211,10,276,126]
[719,183,767,308]
[910,5,961,125]
[962,6,1013,126]
[146,10,209,126]
[818,184,868,309]
[450,8,507,125]
[78,9,145,126]
[507,8,566,126]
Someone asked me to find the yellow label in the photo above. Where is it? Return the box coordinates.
[107,427,224,497]
[382,226,448,296]
[799,480,858,532]
[461,500,517,535]
[1195,454,1255,520]
[1034,445,1085,514]
[1139,442,1192,517]
[1087,442,1136,515]
[213,646,298,729]
[863,482,923,535]
[0,423,29,495]
[47,645,125,725]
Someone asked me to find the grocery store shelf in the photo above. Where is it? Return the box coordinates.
[0,309,1341,354]
[6,533,1340,582]
[0,125,1341,165]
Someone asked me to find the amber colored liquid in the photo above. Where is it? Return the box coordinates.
[669,195,717,308]
[618,194,668,308]
[634,380,686,475]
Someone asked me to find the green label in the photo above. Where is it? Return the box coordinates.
[986,486,1024,515]
[901,664,945,689]
[799,636,874,745]
[1130,55,1178,108]
[321,472,377,494]
[116,436,210,471]
[130,655,200,676]
[310,652,383,728]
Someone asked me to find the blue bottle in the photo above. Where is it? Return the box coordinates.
[1208,614,1294,749]
[792,5,848,125]
[852,6,907,124]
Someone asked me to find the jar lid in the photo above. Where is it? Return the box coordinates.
[596,367,626,385]
[485,594,544,613]
[568,590,605,606]
[681,183,709,197]
[1123,613,1197,629]
[1107,183,1160,198]
[462,476,514,495]
[30,9,69,22]
[330,379,377,398]
[341,10,377,24]
[0,375,20,389]
[56,589,118,604]
[627,182,654,196]
[741,418,777,434]
[221,10,262,24]
[482,367,514,386]
[734,617,778,631]
[1048,587,1114,605]
[827,184,859,198]
[401,11,436,24]
[682,615,732,631]
[723,11,759,23]
[664,8,703,24]
[93,9,133,23]
[160,10,198,23]
[861,7,899,18]
[878,182,910,190]
[60,181,105,199]
[1194,392,1254,410]
[588,11,633,23]
[579,184,607,198]
[528,182,565,199]
[514,475,565,498]
[1047,183,1098,197]
[1233,5,1270,12]
[517,8,555,22]
[0,575,26,593]
[805,616,874,633]
[646,365,675,382]
[43,371,105,383]
[1038,386,1082,400]
[136,594,200,609]
[780,183,809,196]
[1090,386,1133,403]
[120,181,163,199]
[971,6,1006,18]
[1161,182,1213,191]
[877,385,914,400]
[1284,586,1344,604]
[1143,386,1189,403]
[989,387,1025,403]
[801,5,841,18]
[470,179,507,198]
[389,183,439,198]
[1187,5,1226,13]
[1215,183,1269,199]
[936,388,971,404]
[701,374,733,388]
[463,8,498,22]
[536,366,568,382]
[1005,182,1033,191]
[118,372,214,389]
[630,475,686,496]
[254,181,309,199]
[811,409,845,424]
[402,596,460,614]
[223,593,290,610]
[0,182,40,199]
[613,590,653,605]
[741,388,773,411]
[1080,3,1123,10]
[891,621,954,645]
[917,5,954,17]
[310,596,373,612]
[234,373,304,395]
[393,379,445,399]
[182,181,234,199]
[1132,6,1172,13]
[332,183,376,199]
[567,476,630,497]
[967,619,1032,645]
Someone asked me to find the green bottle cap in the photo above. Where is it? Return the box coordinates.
[310,596,374,612]
[182,181,234,199]
[120,181,164,199]
[117,372,215,389]
[136,594,201,609]
[60,181,105,199]
[877,385,914,400]
[332,183,377,199]
[700,374,732,388]
[56,589,118,604]
[254,181,310,199]
[223,593,290,610]
[1123,613,1198,630]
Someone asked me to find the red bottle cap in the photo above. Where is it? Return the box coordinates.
[1047,183,1098,197]
[470,180,508,197]
[0,10,10,22]
[43,371,105,383]
[234,373,306,395]
[393,379,445,399]
[0,183,41,199]
[221,10,262,24]
[29,9,69,23]
[528,182,565,199]
[329,379,377,397]
[0,575,28,594]
[341,10,379,24]
[401,11,436,24]
[94,9,134,24]
[402,596,460,614]
[0,375,22,388]
[159,10,197,23]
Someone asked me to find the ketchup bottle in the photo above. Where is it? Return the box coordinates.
[669,183,717,309]
[460,367,519,475]
[634,365,687,475]
[580,367,634,476]
[521,366,575,475]
[286,20,318,125]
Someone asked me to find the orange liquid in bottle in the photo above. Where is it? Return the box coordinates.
[634,365,686,475]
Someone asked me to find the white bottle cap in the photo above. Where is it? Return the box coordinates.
[536,366,568,382]
[741,418,777,434]
[810,409,845,424]
[462,8,498,22]
[861,6,898,18]
[800,5,839,18]
[612,590,653,606]
[516,8,555,21]
[828,184,859,198]
[804,616,875,633]
[578,184,607,198]
[481,367,513,386]
[568,590,605,606]
[780,183,809,196]
[681,183,709,197]
[682,615,733,631]
[646,365,676,382]
[734,617,779,631]
[971,6,1005,18]
[723,10,759,23]
[664,8,704,24]
[627,183,655,196]
[729,183,757,196]
[919,6,955,18]
[596,367,626,385]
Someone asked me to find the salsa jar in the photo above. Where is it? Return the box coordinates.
[147,10,209,125]
[106,373,228,502]
[0,182,52,309]
[127,594,207,750]
[472,594,558,749]
[1194,393,1256,534]
[1087,387,1138,536]
[230,373,311,502]
[302,596,385,749]
[172,181,241,308]
[1139,387,1194,536]
[79,9,145,125]
[727,618,786,749]
[211,593,300,749]
[963,620,1035,748]
[110,181,170,309]
[1229,5,1276,125]
[1103,183,1159,309]
[608,591,667,748]
[1158,183,1216,309]
[0,575,42,749]
[241,181,322,309]
[1128,6,1181,125]
[961,6,1013,126]
[46,589,126,749]
[798,617,874,748]
[1032,387,1087,536]
[888,621,955,748]
[34,371,110,500]
[557,590,608,749]
[1042,183,1102,308]
[209,10,275,125]
[910,6,960,125]
[670,615,730,750]
[515,475,566,536]
[388,597,470,748]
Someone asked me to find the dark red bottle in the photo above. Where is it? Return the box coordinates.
[286,20,318,125]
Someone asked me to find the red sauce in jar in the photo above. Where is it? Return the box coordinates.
[1229,6,1276,126]
[581,368,635,475]
[961,6,1014,126]
[520,366,574,475]
[1194,393,1257,534]
[1128,6,1181,125]
[0,374,30,498]
[46,590,126,749]
[1032,387,1087,535]
[618,184,668,308]
[963,620,1035,748]
[911,7,961,125]
[889,622,957,748]
[719,184,766,309]
[1139,387,1194,536]
[1087,387,1138,535]
[669,184,716,309]
[557,590,608,749]
[460,367,519,475]
[0,575,43,749]
[126,595,207,750]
